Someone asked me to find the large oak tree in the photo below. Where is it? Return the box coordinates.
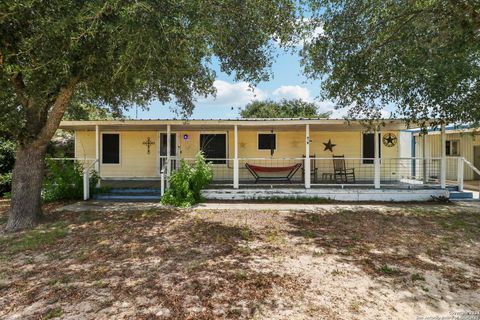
[302,0,480,125]
[0,0,302,231]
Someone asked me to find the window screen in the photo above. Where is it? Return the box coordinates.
[102,134,120,164]
[200,134,226,164]
[362,133,381,164]
[258,134,276,150]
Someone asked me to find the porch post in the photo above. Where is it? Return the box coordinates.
[166,124,171,177]
[95,125,101,186]
[374,127,381,189]
[305,124,311,189]
[440,123,446,189]
[233,125,239,189]
[422,133,427,184]
[457,157,464,192]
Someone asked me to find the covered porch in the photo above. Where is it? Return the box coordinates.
[58,119,477,201]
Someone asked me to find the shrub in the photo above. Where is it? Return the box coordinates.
[42,158,98,202]
[0,138,16,196]
[0,172,12,197]
[161,152,213,207]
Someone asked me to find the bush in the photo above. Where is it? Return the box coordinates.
[161,152,213,207]
[0,138,16,196]
[42,158,98,202]
[0,172,12,197]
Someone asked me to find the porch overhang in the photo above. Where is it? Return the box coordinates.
[59,118,429,132]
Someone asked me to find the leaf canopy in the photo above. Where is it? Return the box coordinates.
[240,98,331,118]
[302,0,480,126]
[0,0,302,141]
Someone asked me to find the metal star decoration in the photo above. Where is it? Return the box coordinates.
[323,139,336,152]
[382,133,397,147]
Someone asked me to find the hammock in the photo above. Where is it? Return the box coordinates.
[245,163,302,183]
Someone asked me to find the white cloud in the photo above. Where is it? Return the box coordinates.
[197,80,266,107]
[272,85,312,101]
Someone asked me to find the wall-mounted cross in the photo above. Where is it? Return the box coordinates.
[142,137,155,154]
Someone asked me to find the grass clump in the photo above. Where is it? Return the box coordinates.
[1,223,68,254]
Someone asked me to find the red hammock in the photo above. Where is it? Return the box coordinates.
[247,163,299,173]
[245,163,302,183]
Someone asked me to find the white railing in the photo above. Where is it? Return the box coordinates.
[164,157,464,190]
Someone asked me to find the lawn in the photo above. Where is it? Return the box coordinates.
[0,200,479,319]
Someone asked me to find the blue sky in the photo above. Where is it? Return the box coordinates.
[126,46,342,120]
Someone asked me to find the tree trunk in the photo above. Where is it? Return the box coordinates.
[6,142,48,232]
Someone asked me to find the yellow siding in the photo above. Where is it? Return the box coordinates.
[76,129,400,179]
[75,131,159,178]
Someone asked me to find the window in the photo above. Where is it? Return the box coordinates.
[102,133,120,164]
[258,133,276,150]
[362,133,381,164]
[200,134,226,164]
[446,140,460,156]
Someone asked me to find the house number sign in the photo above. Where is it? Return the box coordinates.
[142,137,155,154]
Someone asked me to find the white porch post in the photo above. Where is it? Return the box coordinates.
[166,124,171,178]
[305,124,311,189]
[440,123,446,189]
[422,133,427,184]
[457,157,464,192]
[374,128,381,189]
[95,125,100,187]
[233,125,239,189]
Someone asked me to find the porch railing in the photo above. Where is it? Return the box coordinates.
[161,157,472,191]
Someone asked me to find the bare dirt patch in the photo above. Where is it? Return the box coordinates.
[0,202,479,319]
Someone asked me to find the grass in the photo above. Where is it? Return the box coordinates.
[44,307,63,319]
[411,273,426,282]
[379,264,398,275]
[1,223,68,254]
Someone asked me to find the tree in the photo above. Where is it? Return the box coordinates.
[0,0,301,231]
[240,99,331,118]
[302,0,480,125]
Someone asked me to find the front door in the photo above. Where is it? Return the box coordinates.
[159,133,177,171]
[474,146,480,180]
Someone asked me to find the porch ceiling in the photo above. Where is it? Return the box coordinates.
[60,119,425,132]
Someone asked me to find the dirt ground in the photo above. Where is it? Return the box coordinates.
[0,200,479,319]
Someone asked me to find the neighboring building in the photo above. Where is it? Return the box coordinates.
[59,119,477,201]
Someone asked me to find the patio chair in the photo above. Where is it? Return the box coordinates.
[301,154,318,183]
[333,155,356,183]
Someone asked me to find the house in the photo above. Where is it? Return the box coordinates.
[58,119,477,201]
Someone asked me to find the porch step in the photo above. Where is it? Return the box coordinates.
[448,191,474,200]
[93,188,161,202]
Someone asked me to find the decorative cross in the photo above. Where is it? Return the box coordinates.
[142,137,155,154]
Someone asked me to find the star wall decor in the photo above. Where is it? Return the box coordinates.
[323,139,336,152]
[382,133,397,147]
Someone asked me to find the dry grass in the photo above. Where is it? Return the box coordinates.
[0,201,479,319]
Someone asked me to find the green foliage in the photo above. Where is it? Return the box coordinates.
[302,0,480,125]
[0,138,15,196]
[240,99,331,118]
[42,159,98,202]
[161,153,213,207]
[0,0,302,142]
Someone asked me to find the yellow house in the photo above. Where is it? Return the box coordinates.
[59,118,472,201]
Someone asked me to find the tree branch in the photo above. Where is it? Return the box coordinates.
[10,72,30,108]
[33,77,79,146]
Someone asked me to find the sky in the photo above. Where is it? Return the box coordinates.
[126,45,344,120]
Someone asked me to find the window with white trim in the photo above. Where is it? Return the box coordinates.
[446,140,460,156]
[102,133,120,164]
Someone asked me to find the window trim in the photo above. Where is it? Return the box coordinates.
[257,132,277,151]
[199,131,228,165]
[361,132,382,165]
[101,132,121,165]
[446,139,460,156]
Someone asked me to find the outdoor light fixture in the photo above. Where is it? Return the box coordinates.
[183,134,189,140]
